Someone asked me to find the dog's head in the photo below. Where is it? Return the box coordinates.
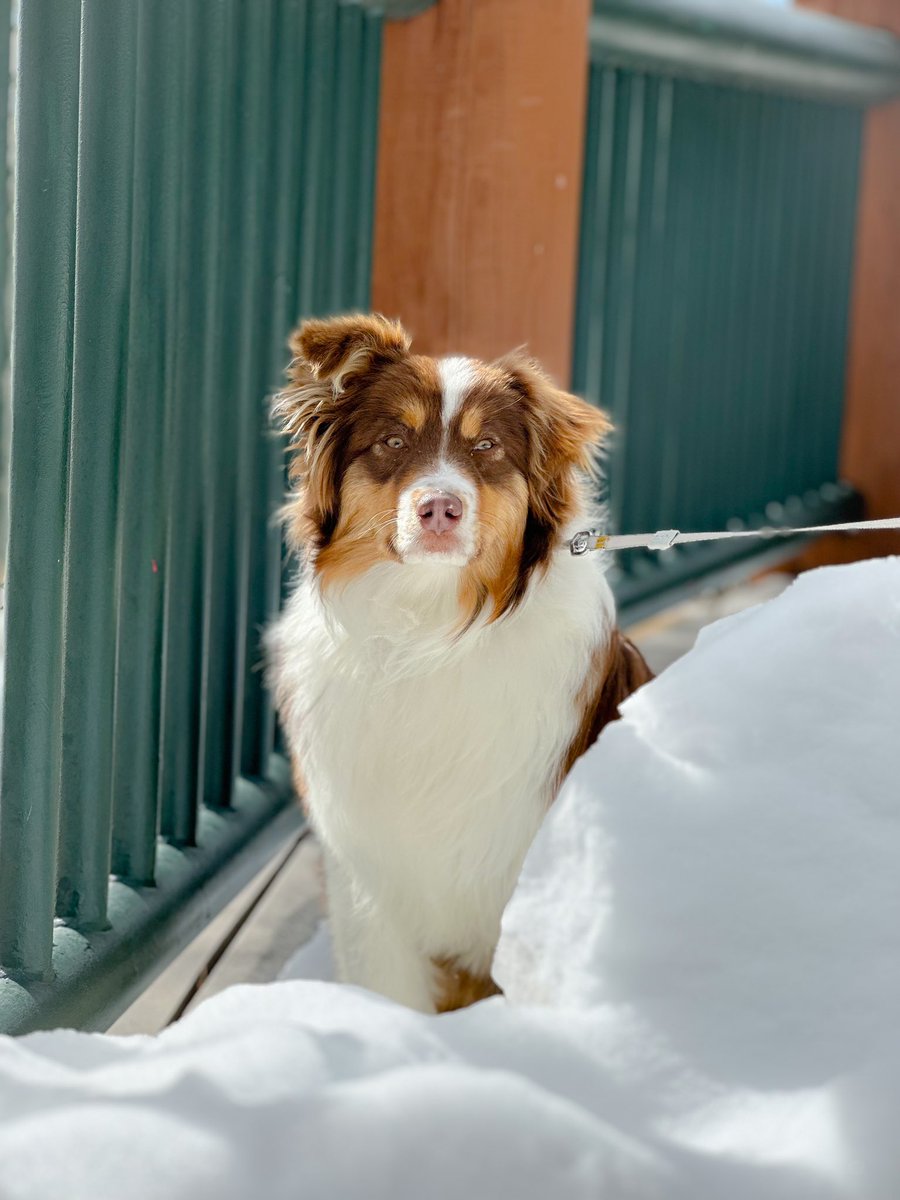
[274,313,610,622]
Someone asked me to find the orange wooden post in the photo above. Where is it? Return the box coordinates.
[797,0,900,564]
[371,0,591,387]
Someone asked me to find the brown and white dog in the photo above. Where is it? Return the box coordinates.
[266,313,651,1013]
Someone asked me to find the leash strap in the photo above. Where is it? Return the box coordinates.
[568,515,900,556]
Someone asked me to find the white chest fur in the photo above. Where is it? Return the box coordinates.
[267,552,613,1003]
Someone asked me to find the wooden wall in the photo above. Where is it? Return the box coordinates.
[371,0,591,386]
[797,0,900,563]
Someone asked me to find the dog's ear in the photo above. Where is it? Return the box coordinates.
[288,312,411,394]
[497,350,610,531]
[272,315,410,551]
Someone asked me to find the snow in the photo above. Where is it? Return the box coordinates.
[1,559,899,1199]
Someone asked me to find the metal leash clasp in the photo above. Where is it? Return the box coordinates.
[569,530,605,556]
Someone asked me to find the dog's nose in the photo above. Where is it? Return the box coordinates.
[417,493,463,534]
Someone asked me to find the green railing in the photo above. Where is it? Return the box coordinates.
[578,0,900,620]
[0,0,383,1034]
[3,0,896,1035]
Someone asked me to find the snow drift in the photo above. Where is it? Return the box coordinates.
[1,559,898,1199]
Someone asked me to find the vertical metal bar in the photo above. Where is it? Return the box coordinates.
[801,103,829,496]
[355,8,383,308]
[330,2,363,313]
[608,73,645,532]
[56,0,139,929]
[676,83,716,531]
[226,2,277,787]
[0,0,13,566]
[756,92,791,516]
[158,2,220,844]
[773,96,807,507]
[574,66,617,409]
[645,76,678,528]
[0,0,81,975]
[196,0,241,811]
[110,0,182,884]
[283,0,339,760]
[661,80,703,532]
[598,70,631,532]
[297,0,338,319]
[817,105,862,492]
[735,92,769,519]
[624,74,662,537]
[241,0,309,778]
[788,101,820,502]
[314,0,341,313]
[692,84,730,529]
[718,87,756,523]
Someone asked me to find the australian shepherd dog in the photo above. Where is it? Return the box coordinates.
[266,313,651,1012]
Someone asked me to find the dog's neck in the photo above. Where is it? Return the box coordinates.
[308,530,611,685]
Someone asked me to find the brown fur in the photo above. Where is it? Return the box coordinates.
[314,463,401,592]
[432,956,502,1013]
[399,400,428,431]
[493,352,611,613]
[272,314,652,1014]
[295,312,411,383]
[456,479,529,628]
[562,630,654,778]
[459,404,486,441]
[274,316,612,628]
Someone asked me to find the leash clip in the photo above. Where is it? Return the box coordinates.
[569,530,594,556]
[569,530,607,556]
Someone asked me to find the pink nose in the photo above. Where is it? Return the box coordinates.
[417,493,463,534]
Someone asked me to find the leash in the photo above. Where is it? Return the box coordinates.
[568,515,900,556]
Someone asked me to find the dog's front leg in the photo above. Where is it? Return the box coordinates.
[323,850,438,1013]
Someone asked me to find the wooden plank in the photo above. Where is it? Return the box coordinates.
[108,827,313,1035]
[371,0,591,386]
[182,837,323,1012]
[797,0,900,564]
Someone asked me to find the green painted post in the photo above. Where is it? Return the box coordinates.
[575,0,893,617]
[55,0,139,931]
[818,108,862,491]
[330,3,364,313]
[196,0,241,812]
[0,1,81,977]
[297,0,339,320]
[158,1,221,845]
[228,0,280,789]
[110,0,184,885]
[0,0,392,1030]
[0,0,12,563]
[355,10,383,307]
[239,0,310,781]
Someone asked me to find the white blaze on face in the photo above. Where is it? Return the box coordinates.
[394,357,480,565]
[438,355,477,426]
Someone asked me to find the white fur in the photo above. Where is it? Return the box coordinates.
[331,345,371,394]
[394,459,479,566]
[266,544,615,1012]
[438,356,477,424]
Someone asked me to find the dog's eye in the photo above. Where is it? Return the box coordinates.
[473,438,496,452]
[384,435,406,450]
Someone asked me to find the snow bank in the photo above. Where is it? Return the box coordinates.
[1,559,898,1199]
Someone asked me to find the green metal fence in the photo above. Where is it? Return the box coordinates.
[578,0,900,620]
[0,0,383,1034]
[3,0,898,1035]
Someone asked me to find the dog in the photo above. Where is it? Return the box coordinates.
[266,313,652,1012]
